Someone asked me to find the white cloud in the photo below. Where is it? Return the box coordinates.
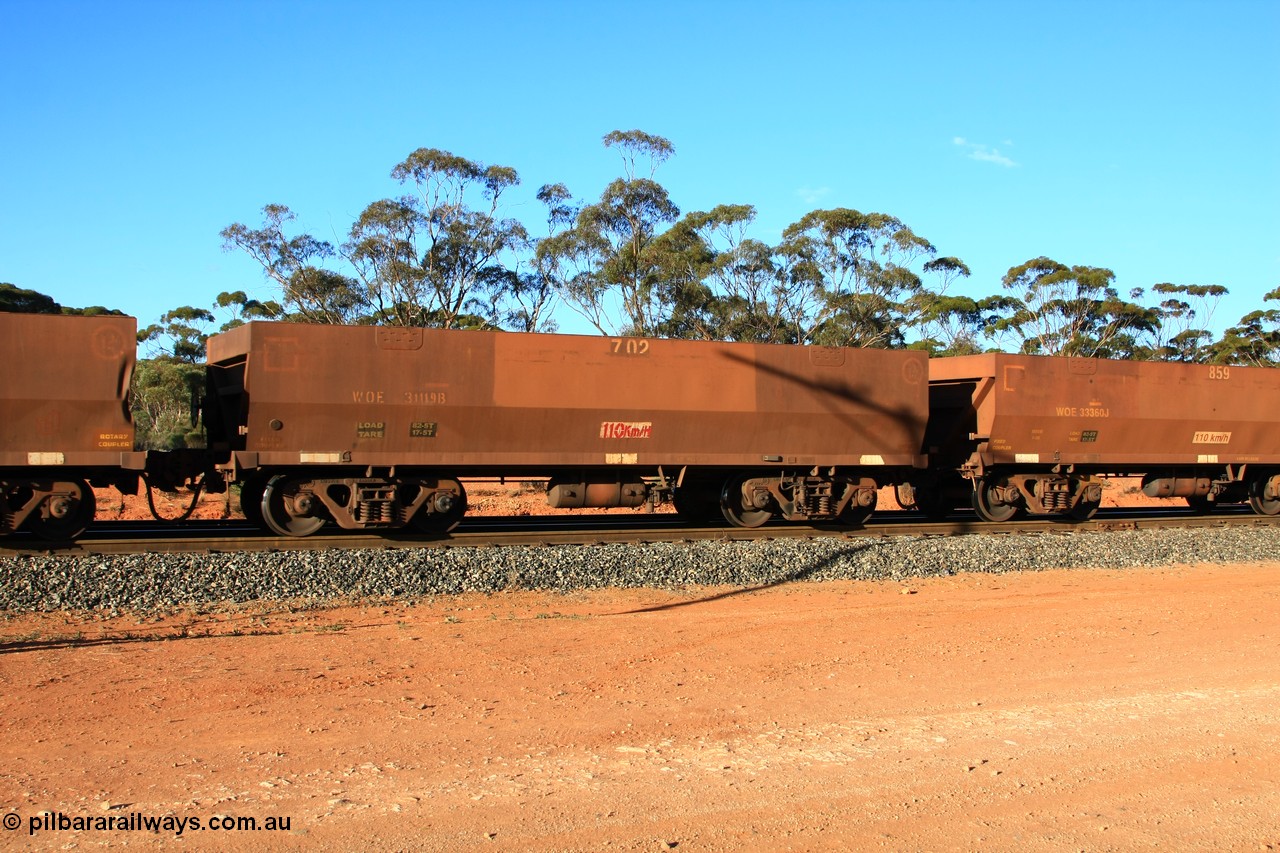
[953,137,1018,168]
[795,185,833,205]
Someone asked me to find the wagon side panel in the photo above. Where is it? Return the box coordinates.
[928,354,1280,469]
[214,324,928,472]
[0,312,138,468]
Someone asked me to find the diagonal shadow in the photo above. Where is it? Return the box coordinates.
[0,631,234,654]
[615,541,878,614]
[0,614,399,655]
[718,348,926,450]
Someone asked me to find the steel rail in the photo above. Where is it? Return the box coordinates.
[1,507,1273,557]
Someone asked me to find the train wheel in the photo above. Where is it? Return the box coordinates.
[409,480,468,533]
[1,483,15,536]
[836,487,877,526]
[238,473,269,530]
[720,476,772,528]
[260,475,326,537]
[1247,475,1280,517]
[27,479,95,540]
[972,477,1019,523]
[1070,497,1101,520]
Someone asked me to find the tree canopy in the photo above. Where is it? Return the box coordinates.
[210,132,1272,364]
[9,130,1274,369]
[1,282,124,317]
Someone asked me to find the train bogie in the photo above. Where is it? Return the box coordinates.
[204,323,930,534]
[915,354,1280,520]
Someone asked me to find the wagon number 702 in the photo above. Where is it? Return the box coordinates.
[610,338,651,356]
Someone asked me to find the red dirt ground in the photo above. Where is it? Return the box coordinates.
[1,563,1277,850]
[6,480,1274,850]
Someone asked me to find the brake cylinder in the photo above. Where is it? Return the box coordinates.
[546,480,648,508]
[1141,476,1212,498]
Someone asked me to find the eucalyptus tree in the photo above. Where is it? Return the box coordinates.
[135,305,218,450]
[648,203,807,343]
[131,293,281,450]
[646,208,718,340]
[345,148,528,329]
[1139,283,1229,361]
[130,357,207,450]
[0,283,61,314]
[211,290,284,331]
[220,204,371,324]
[536,130,681,336]
[0,284,122,317]
[1211,286,1280,366]
[138,306,217,362]
[710,234,796,343]
[984,257,1156,357]
[138,291,282,362]
[491,182,576,333]
[773,208,939,347]
[899,257,986,355]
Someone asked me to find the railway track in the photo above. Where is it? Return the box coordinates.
[1,506,1272,557]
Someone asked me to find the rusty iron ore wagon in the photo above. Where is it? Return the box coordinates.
[0,313,145,537]
[203,322,931,535]
[904,353,1280,521]
[6,310,1277,542]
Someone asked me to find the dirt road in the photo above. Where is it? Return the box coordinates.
[2,562,1278,850]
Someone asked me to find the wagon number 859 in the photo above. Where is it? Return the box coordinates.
[1208,365,1231,380]
[610,338,651,356]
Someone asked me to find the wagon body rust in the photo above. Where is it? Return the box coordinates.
[0,312,144,537]
[5,310,1276,540]
[915,353,1280,520]
[204,322,930,533]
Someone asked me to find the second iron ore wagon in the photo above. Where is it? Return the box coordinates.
[203,323,930,535]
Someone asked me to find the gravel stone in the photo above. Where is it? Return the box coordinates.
[1,527,1277,614]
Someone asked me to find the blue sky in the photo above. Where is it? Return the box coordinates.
[2,0,1277,338]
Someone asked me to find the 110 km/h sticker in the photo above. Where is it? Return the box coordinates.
[600,422,653,439]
